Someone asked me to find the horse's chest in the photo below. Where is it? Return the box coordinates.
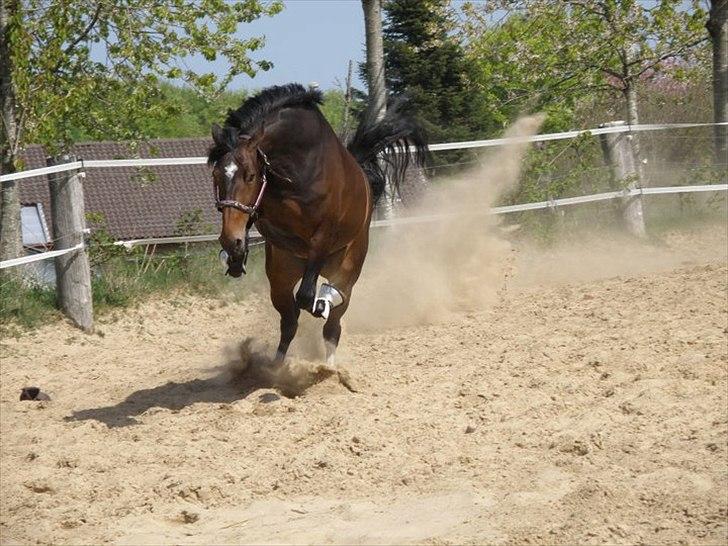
[256,218,310,257]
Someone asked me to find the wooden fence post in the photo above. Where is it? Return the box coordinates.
[47,155,94,332]
[599,121,647,238]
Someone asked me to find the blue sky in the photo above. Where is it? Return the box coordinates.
[200,0,479,92]
[212,1,368,91]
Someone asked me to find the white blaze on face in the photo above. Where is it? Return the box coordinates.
[224,161,238,181]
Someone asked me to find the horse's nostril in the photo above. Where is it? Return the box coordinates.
[235,238,244,250]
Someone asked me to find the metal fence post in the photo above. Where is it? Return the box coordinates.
[599,121,647,238]
[47,155,94,332]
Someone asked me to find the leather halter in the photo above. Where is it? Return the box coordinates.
[215,148,272,219]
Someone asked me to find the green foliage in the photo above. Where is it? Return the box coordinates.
[90,244,265,313]
[460,10,582,133]
[174,209,214,236]
[1,244,267,332]
[68,84,351,141]
[68,83,249,142]
[0,278,59,334]
[381,0,494,145]
[8,0,283,154]
[460,0,708,125]
[85,212,127,268]
[319,89,348,135]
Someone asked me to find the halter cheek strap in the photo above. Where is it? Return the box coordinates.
[216,148,272,218]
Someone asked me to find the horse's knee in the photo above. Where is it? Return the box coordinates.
[296,264,320,311]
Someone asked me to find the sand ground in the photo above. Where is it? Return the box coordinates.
[0,222,726,545]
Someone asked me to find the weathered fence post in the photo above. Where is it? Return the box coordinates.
[47,155,94,332]
[599,121,647,238]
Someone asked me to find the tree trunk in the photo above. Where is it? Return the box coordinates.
[708,0,728,165]
[600,121,647,238]
[0,0,22,280]
[362,0,392,219]
[362,0,386,124]
[623,82,646,185]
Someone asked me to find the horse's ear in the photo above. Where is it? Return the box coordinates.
[211,124,224,145]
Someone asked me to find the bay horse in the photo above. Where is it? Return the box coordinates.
[208,83,427,366]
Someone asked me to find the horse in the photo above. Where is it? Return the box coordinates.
[208,83,427,366]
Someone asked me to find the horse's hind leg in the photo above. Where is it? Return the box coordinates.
[323,303,348,366]
[266,243,304,363]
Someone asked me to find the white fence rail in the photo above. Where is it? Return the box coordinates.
[426,121,728,151]
[3,183,724,268]
[2,121,726,183]
[1,122,726,270]
[0,242,84,270]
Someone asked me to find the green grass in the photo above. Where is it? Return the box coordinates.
[0,244,268,335]
[90,244,268,313]
[0,278,60,335]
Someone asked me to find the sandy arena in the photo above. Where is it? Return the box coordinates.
[2,117,727,544]
[1,221,727,545]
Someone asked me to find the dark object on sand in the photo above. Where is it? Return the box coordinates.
[20,387,51,401]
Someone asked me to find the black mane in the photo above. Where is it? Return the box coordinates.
[208,83,323,166]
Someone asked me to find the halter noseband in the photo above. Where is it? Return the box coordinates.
[215,148,272,219]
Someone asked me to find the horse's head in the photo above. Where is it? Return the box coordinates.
[209,124,266,277]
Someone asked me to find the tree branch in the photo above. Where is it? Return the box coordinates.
[61,3,102,58]
[632,36,709,77]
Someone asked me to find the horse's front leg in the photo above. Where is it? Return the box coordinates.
[271,292,300,364]
[266,243,303,363]
[294,260,322,313]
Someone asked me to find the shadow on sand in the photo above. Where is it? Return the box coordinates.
[65,338,337,428]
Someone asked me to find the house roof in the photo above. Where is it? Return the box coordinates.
[18,137,430,243]
[19,138,219,241]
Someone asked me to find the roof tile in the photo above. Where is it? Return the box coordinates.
[19,138,219,241]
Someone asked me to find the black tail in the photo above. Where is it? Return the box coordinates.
[346,100,428,204]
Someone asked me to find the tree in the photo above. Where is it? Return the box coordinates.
[460,9,583,134]
[66,83,249,141]
[1,0,282,270]
[462,0,708,180]
[383,0,491,143]
[0,0,22,273]
[362,0,387,124]
[707,0,727,163]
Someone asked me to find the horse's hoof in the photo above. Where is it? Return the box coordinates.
[312,298,331,319]
[272,350,288,367]
[295,290,314,312]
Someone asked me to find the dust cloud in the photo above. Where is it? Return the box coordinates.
[221,337,339,397]
[347,115,545,331]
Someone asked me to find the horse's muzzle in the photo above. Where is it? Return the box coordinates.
[219,249,247,277]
